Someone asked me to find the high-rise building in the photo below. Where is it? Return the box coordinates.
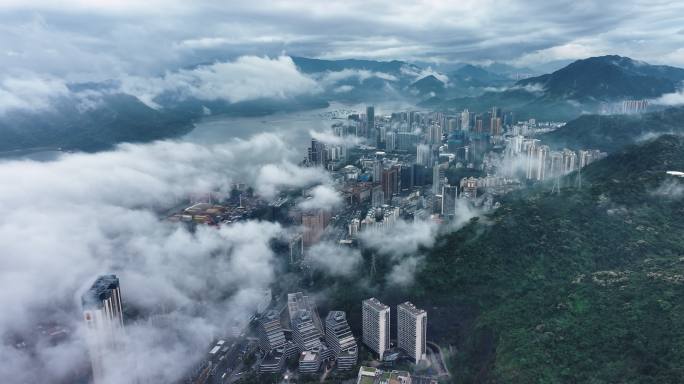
[490,117,502,136]
[474,116,483,133]
[432,163,445,195]
[82,274,125,383]
[381,166,400,202]
[441,185,458,219]
[308,139,326,167]
[397,302,427,362]
[397,132,420,152]
[428,123,442,145]
[371,185,384,208]
[302,209,331,248]
[385,131,397,151]
[416,144,432,167]
[362,298,390,359]
[325,311,358,370]
[258,310,287,353]
[366,106,375,142]
[562,149,577,174]
[460,109,470,131]
[373,159,384,183]
[447,118,457,133]
[288,292,329,374]
[289,233,304,265]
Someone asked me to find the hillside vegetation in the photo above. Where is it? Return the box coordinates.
[541,106,684,153]
[415,135,684,383]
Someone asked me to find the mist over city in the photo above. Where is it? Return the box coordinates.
[1,1,683,384]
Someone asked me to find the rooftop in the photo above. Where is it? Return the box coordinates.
[81,274,119,309]
[398,301,426,317]
[363,297,389,312]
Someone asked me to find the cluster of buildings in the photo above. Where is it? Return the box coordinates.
[501,136,607,181]
[254,292,358,375]
[599,99,650,114]
[287,105,604,269]
[168,185,265,227]
[362,298,428,363]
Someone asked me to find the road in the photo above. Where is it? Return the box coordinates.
[426,341,451,378]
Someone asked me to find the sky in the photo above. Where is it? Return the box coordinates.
[0,0,683,83]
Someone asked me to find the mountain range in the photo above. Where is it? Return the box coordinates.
[1,54,683,155]
[424,55,684,120]
[541,106,684,153]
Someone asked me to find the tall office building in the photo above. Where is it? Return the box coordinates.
[288,292,330,374]
[490,117,502,136]
[373,159,384,182]
[362,298,390,359]
[416,144,432,167]
[366,106,375,142]
[302,209,331,248]
[82,274,125,383]
[428,123,442,145]
[381,166,400,202]
[460,109,470,131]
[371,185,384,208]
[397,302,427,362]
[432,163,445,195]
[441,185,458,219]
[325,311,358,370]
[258,310,287,353]
[308,139,326,167]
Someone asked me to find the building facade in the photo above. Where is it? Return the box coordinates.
[397,302,427,362]
[82,274,125,383]
[362,298,390,359]
[325,311,358,370]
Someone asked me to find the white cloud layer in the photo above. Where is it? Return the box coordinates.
[0,134,331,383]
[119,56,321,108]
[298,184,343,211]
[305,242,362,276]
[0,75,69,114]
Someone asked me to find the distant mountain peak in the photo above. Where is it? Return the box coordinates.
[516,54,684,101]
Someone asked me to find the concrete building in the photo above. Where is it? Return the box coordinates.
[416,144,432,166]
[441,185,458,219]
[371,185,385,208]
[82,274,125,383]
[308,138,326,167]
[287,292,331,374]
[397,302,427,363]
[432,164,445,195]
[325,311,358,370]
[258,310,286,353]
[367,106,375,142]
[362,298,390,359]
[289,233,304,265]
[460,109,470,131]
[428,122,442,145]
[302,209,331,248]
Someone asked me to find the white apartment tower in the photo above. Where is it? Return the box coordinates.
[81,274,125,383]
[362,298,390,359]
[397,302,427,362]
